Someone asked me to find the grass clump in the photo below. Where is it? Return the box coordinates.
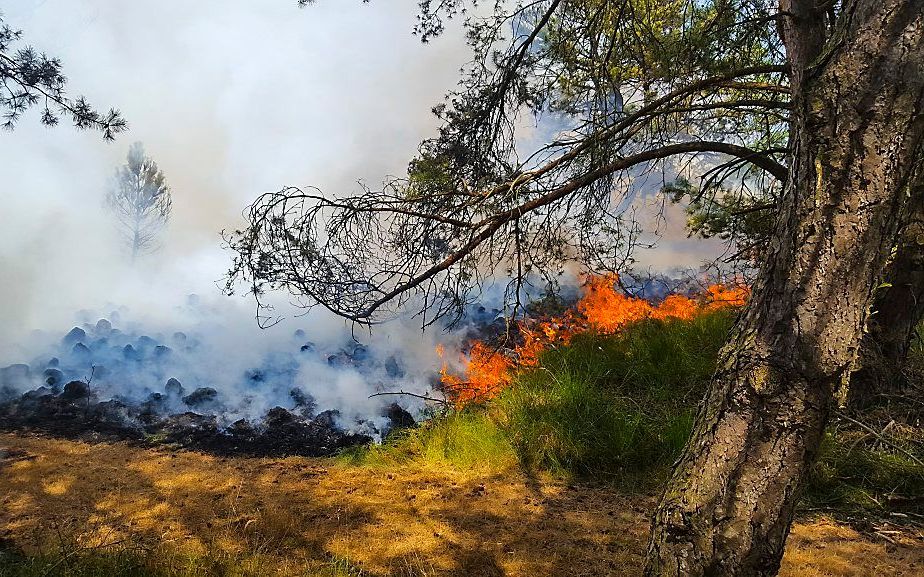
[805,430,924,513]
[0,546,370,577]
[495,311,733,485]
[339,409,515,472]
[496,370,695,484]
[0,547,163,577]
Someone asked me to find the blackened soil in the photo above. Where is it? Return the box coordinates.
[0,388,376,458]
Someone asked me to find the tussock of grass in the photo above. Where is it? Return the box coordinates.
[339,409,516,472]
[806,431,924,512]
[0,547,159,577]
[0,547,369,577]
[803,329,924,513]
[496,312,732,485]
[496,372,697,484]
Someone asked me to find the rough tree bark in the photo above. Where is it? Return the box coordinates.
[849,203,924,407]
[646,1,924,576]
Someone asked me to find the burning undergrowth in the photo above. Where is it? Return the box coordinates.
[0,276,746,457]
[437,275,748,406]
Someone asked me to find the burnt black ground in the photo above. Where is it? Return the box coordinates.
[0,385,418,457]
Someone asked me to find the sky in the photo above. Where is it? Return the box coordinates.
[0,0,724,355]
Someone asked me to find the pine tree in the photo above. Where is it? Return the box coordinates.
[106,143,171,262]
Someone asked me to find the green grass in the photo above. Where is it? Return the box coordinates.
[0,548,161,577]
[805,431,924,512]
[339,408,516,472]
[493,311,733,485]
[803,324,924,512]
[0,547,370,577]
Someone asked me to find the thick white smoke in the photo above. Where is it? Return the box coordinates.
[0,1,725,430]
[0,0,472,424]
[6,293,462,431]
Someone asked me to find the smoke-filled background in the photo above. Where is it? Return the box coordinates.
[0,1,724,424]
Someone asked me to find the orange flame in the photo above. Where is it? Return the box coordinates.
[438,275,748,405]
[438,341,513,407]
[650,294,699,321]
[579,274,654,332]
[704,284,749,309]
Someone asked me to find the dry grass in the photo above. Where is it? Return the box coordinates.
[783,519,923,577]
[1,432,922,576]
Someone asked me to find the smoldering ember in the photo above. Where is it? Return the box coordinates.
[2,2,924,577]
[0,313,414,457]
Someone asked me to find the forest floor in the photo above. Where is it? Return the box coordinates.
[2,432,922,577]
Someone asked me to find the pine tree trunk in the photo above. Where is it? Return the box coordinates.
[132,230,140,263]
[849,209,924,407]
[646,1,924,575]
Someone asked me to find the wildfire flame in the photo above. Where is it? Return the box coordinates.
[438,275,748,406]
[438,341,514,406]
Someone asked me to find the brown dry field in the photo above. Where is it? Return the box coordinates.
[1,432,922,576]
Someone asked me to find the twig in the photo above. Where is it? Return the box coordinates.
[835,410,924,468]
[39,536,135,577]
[368,390,449,405]
[84,365,96,420]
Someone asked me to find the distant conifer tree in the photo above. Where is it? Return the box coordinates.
[106,143,171,261]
